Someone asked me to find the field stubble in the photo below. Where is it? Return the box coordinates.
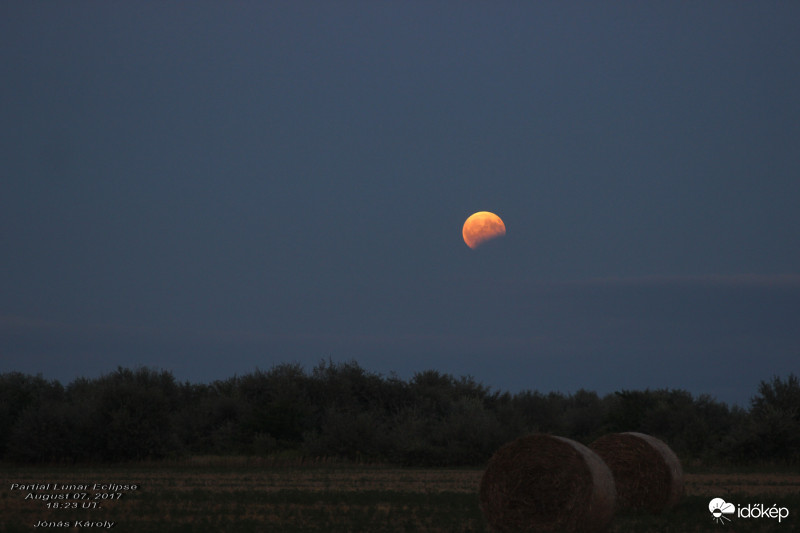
[2,457,799,532]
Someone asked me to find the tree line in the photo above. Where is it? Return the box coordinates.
[1,360,798,466]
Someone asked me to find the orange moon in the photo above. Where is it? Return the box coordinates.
[462,211,506,249]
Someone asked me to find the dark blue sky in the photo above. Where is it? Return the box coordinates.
[2,3,799,406]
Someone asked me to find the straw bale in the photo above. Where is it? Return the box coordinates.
[589,432,683,513]
[479,434,616,532]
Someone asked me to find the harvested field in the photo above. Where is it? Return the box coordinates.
[685,472,800,497]
[1,459,799,532]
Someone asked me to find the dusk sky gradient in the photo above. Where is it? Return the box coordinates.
[2,3,799,406]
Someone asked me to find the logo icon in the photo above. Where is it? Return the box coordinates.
[709,498,735,524]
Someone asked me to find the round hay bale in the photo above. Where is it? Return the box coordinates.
[589,432,684,513]
[479,434,616,533]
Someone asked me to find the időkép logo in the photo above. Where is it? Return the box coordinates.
[709,497,789,525]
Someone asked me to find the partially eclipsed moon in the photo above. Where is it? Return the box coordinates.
[463,211,506,249]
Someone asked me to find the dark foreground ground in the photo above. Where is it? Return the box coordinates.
[2,457,798,532]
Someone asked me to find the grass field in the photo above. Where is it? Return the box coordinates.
[2,457,798,532]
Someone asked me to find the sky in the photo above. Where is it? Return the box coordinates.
[2,2,799,407]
